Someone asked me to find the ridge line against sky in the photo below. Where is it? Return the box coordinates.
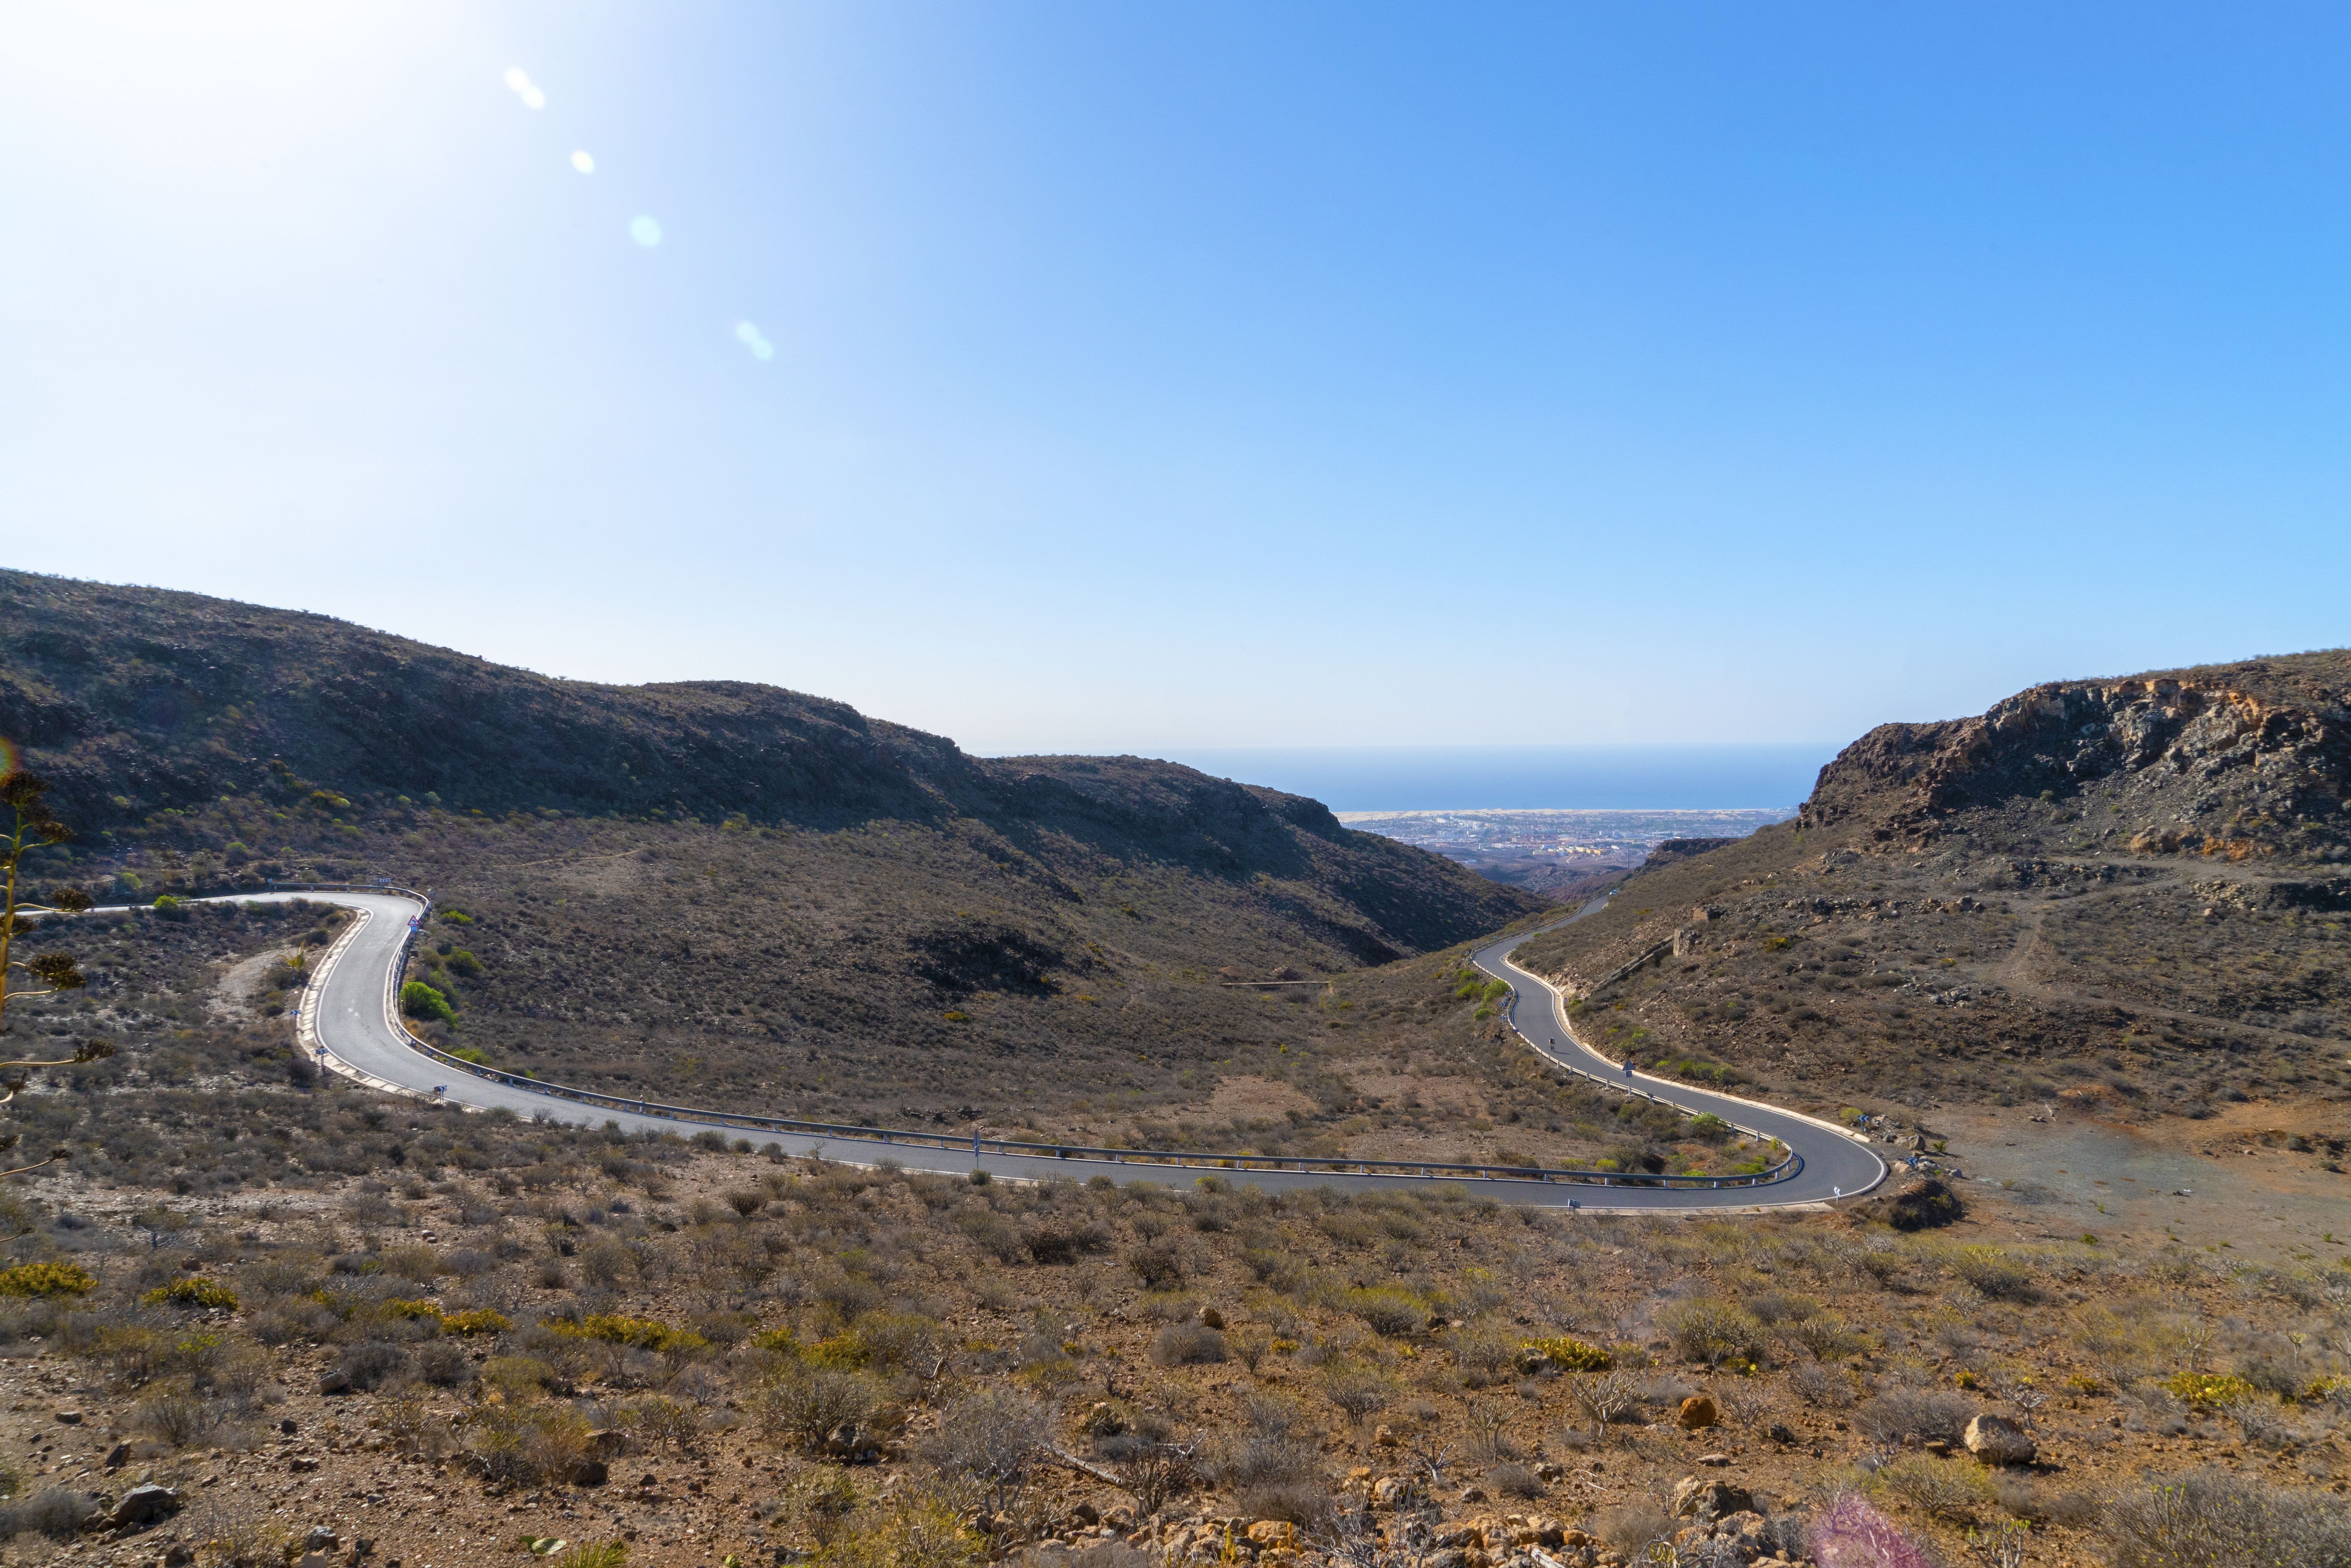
[5,3,2349,755]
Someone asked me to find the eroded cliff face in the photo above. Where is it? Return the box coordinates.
[1509,650,2351,1117]
[1800,662,2351,863]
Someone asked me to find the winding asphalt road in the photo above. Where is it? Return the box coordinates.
[136,891,1881,1210]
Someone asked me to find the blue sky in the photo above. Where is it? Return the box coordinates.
[4,3,2347,755]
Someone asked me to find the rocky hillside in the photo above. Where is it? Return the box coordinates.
[0,568,1543,1125]
[1512,652,2351,1129]
[1800,651,2351,864]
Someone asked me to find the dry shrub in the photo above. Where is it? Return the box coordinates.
[919,1387,1052,1515]
[579,1239,638,1287]
[1126,1242,1187,1290]
[853,1310,941,1372]
[132,1389,234,1448]
[183,1494,293,1568]
[1107,1440,1197,1516]
[1593,1503,1676,1556]
[1489,1462,1545,1500]
[1236,1479,1334,1530]
[1791,1363,1856,1410]
[1343,1287,1425,1338]
[1213,1432,1318,1493]
[469,1402,592,1486]
[626,1395,702,1453]
[1991,1474,2095,1527]
[1465,1403,1521,1464]
[377,1244,441,1284]
[2103,1469,2351,1568]
[1151,1321,1226,1367]
[1791,1315,1863,1361]
[1855,1388,1973,1446]
[333,1339,409,1391]
[1946,1246,2035,1302]
[1324,1372,1393,1426]
[1657,1299,1767,1368]
[411,1338,471,1388]
[0,1486,98,1539]
[758,1368,885,1450]
[808,1484,983,1568]
[1742,1291,1819,1325]
[1454,1328,1517,1383]
[379,1392,454,1458]
[1571,1370,1645,1429]
[1869,1455,1990,1523]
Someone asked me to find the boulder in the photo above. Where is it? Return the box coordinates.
[1248,1522,1296,1548]
[316,1367,353,1395]
[110,1484,182,1528]
[567,1458,609,1487]
[1672,1478,1755,1521]
[1198,1306,1226,1331]
[1962,1414,2036,1467]
[1373,1424,1400,1447]
[1677,1396,1719,1431]
[585,1429,626,1460]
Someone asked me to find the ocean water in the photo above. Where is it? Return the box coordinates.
[1148,744,1840,813]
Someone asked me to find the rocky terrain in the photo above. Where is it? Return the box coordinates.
[3,575,2349,1568]
[1511,652,2351,1136]
[0,1119,2343,1568]
[0,569,1542,1128]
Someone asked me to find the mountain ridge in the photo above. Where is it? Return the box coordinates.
[1514,649,2351,1121]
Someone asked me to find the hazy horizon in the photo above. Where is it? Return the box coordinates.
[1086,744,1837,814]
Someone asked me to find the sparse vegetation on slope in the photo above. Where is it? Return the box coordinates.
[1513,652,2351,1127]
[0,569,1542,1126]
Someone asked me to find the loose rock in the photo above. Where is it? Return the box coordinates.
[110,1484,181,1528]
[1672,1478,1755,1521]
[1963,1413,2036,1467]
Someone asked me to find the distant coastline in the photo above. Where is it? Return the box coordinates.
[1146,744,1838,814]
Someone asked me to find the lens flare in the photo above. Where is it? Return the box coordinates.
[629,215,663,247]
[0,738,18,777]
[570,150,595,174]
[502,67,546,109]
[732,321,775,361]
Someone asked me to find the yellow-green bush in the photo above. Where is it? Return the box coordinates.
[806,1332,871,1370]
[0,1262,94,1298]
[386,1298,442,1322]
[548,1313,707,1355]
[1521,1335,1613,1372]
[810,1486,982,1568]
[141,1278,238,1311]
[442,1309,512,1336]
[2162,1371,2257,1408]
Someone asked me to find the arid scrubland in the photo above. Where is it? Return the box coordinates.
[0,1127,2344,1568]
